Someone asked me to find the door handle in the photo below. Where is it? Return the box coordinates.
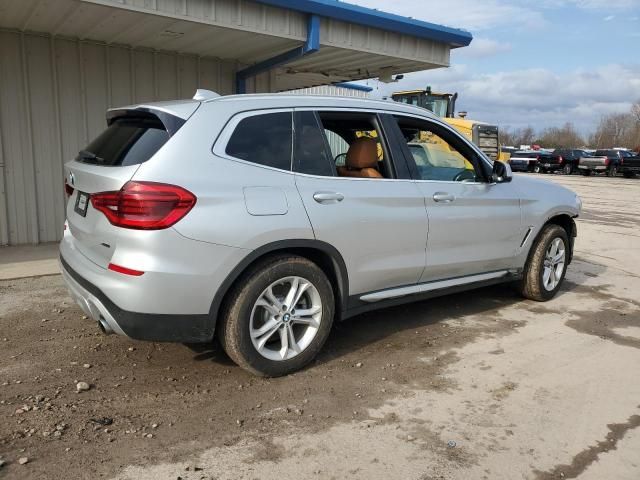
[313,192,344,204]
[433,192,455,203]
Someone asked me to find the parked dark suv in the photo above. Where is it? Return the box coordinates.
[553,149,591,175]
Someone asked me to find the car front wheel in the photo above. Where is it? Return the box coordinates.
[218,255,335,377]
[519,224,569,302]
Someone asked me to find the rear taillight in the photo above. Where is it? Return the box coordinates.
[558,156,564,163]
[91,181,196,230]
[604,157,610,166]
[65,181,74,198]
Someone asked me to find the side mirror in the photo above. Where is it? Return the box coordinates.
[492,161,513,183]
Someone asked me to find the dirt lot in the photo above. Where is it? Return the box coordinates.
[1,174,639,480]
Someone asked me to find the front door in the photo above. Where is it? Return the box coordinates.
[388,114,523,282]
[292,110,428,296]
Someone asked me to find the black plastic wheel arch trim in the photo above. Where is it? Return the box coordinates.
[206,239,350,327]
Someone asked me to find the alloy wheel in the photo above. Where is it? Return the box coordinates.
[542,237,566,291]
[250,276,322,361]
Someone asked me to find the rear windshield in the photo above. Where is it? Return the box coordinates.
[77,116,170,166]
[594,150,615,156]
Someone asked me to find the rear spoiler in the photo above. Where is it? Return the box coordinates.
[106,108,186,137]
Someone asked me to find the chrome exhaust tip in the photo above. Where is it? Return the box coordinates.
[98,317,114,335]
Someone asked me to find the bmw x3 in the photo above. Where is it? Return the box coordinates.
[60,90,581,376]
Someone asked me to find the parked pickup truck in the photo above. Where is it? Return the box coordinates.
[509,151,538,172]
[620,151,640,178]
[578,149,626,177]
[532,151,568,174]
[509,151,562,173]
[554,149,591,175]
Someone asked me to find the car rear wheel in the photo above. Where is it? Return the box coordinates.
[519,224,569,302]
[563,164,573,175]
[218,255,334,377]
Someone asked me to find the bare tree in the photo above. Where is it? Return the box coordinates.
[536,122,584,148]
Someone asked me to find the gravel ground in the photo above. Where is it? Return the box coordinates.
[1,173,639,480]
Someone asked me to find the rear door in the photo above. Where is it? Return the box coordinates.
[292,109,428,296]
[64,110,182,267]
[387,113,523,281]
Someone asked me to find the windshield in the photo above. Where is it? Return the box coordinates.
[594,150,614,156]
[422,96,449,117]
[393,94,450,117]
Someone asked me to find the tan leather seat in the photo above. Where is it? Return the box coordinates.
[337,137,383,178]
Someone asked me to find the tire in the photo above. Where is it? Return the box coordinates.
[607,165,618,177]
[218,255,335,377]
[533,165,541,173]
[519,224,569,302]
[563,164,573,175]
[581,169,592,176]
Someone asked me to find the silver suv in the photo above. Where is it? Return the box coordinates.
[60,91,581,376]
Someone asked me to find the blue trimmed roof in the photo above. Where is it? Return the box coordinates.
[254,0,472,47]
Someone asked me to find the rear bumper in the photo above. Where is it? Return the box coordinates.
[60,255,214,342]
[578,164,607,171]
[509,161,534,172]
[540,163,563,171]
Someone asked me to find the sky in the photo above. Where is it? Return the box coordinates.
[347,0,640,134]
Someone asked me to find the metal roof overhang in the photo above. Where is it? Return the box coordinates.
[0,0,472,92]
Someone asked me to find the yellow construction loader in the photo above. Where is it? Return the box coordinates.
[391,88,509,162]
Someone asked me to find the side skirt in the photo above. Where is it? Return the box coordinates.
[340,271,522,321]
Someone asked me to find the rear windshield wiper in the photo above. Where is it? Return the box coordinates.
[77,150,106,164]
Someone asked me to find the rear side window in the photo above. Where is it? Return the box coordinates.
[78,116,170,166]
[294,111,334,176]
[226,112,293,171]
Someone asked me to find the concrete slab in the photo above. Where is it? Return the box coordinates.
[0,242,60,280]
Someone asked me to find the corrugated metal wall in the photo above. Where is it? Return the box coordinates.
[0,29,238,245]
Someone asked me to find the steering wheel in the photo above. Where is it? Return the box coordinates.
[453,169,476,182]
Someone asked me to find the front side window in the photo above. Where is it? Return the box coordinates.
[226,112,293,171]
[394,116,483,182]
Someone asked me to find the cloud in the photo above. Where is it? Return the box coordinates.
[360,64,640,132]
[346,0,545,31]
[603,14,616,20]
[537,0,640,9]
[455,37,512,58]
